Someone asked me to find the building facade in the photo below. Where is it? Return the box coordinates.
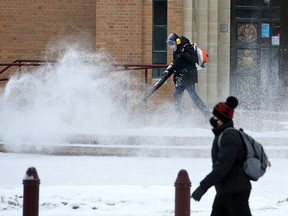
[1,0,288,109]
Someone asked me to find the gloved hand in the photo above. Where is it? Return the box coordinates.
[191,186,207,201]
[163,63,175,77]
[163,69,169,77]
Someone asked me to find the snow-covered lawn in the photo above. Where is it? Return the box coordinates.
[0,153,287,216]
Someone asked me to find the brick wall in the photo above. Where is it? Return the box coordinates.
[95,0,144,64]
[167,0,183,63]
[142,0,152,64]
[0,0,96,62]
[0,0,183,104]
[94,0,183,106]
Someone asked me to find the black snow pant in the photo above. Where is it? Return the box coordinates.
[211,191,252,216]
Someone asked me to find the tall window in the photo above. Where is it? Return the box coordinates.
[152,0,167,78]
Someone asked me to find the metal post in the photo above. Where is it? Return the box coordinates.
[174,169,191,216]
[23,167,40,216]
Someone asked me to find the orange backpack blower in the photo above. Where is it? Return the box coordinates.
[192,43,208,70]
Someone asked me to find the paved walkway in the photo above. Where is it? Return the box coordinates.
[1,110,288,158]
[1,130,288,158]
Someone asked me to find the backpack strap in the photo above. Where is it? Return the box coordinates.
[190,43,197,52]
[183,43,190,48]
[218,127,247,168]
[217,127,235,148]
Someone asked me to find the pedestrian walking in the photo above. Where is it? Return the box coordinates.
[191,96,252,216]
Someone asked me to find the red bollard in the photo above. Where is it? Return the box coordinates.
[174,169,191,216]
[23,167,40,216]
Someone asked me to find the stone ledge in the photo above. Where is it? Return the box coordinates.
[66,134,288,146]
[1,144,287,158]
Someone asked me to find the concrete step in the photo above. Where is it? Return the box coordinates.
[1,143,288,158]
[1,133,288,158]
[65,134,288,147]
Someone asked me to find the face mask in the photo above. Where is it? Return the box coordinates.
[209,117,218,128]
[169,44,177,52]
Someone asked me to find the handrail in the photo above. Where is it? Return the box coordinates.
[0,60,54,82]
[122,64,168,84]
[0,59,18,75]
[0,60,168,84]
[0,60,56,75]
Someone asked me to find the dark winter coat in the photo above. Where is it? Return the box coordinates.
[199,120,252,195]
[172,36,198,85]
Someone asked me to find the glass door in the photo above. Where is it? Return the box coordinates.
[230,0,280,110]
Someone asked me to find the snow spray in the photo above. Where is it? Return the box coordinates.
[0,42,204,152]
[0,45,151,147]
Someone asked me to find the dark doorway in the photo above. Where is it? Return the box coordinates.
[230,0,282,110]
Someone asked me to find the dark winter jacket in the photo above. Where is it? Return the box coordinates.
[199,120,252,195]
[172,36,198,85]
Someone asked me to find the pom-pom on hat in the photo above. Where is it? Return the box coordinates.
[212,96,238,122]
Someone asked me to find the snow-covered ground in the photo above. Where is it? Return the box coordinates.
[1,45,288,216]
[0,152,287,216]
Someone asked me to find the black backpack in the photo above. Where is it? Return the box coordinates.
[218,128,269,181]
